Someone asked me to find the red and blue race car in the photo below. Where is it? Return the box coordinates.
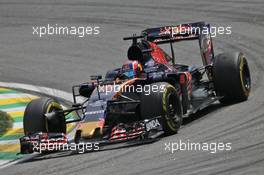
[20,21,251,154]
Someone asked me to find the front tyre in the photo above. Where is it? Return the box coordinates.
[23,97,66,135]
[140,82,182,135]
[213,52,251,103]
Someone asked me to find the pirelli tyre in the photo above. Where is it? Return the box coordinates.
[213,52,251,104]
[23,97,66,135]
[140,82,182,135]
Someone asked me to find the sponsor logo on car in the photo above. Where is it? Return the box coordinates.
[145,118,161,131]
[85,110,104,115]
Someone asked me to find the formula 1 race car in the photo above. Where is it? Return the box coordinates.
[20,21,251,154]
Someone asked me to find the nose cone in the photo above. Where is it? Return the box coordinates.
[77,119,105,139]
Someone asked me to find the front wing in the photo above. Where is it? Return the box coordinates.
[19,116,164,154]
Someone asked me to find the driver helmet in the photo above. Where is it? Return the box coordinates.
[121,60,143,79]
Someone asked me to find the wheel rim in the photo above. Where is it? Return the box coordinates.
[45,101,63,133]
[167,94,180,126]
[240,57,251,96]
[242,62,251,92]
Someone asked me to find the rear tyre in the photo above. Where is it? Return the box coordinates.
[213,52,251,104]
[23,97,66,135]
[140,82,182,135]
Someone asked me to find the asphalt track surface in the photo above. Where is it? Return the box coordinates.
[0,0,264,174]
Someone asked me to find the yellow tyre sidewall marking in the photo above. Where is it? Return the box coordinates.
[239,55,249,96]
[162,84,177,132]
[45,101,75,133]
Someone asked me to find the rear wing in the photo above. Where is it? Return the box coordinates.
[142,22,209,44]
[124,21,214,68]
[142,21,215,66]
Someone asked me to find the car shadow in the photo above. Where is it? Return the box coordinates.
[182,103,223,125]
[18,138,159,164]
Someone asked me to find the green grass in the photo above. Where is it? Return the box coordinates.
[0,152,23,160]
[0,102,28,110]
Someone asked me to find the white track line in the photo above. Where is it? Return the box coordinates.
[0,82,73,102]
[12,122,23,129]
[0,140,19,145]
[0,153,39,168]
[1,107,26,112]
[0,93,37,99]
[0,161,10,167]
